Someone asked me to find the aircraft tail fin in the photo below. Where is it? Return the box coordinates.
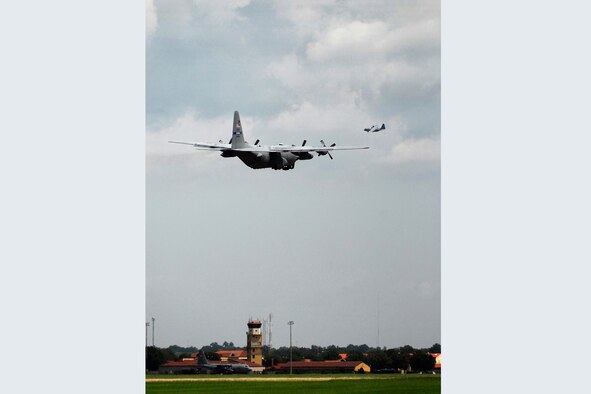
[231,111,247,149]
[197,351,209,365]
[380,123,386,130]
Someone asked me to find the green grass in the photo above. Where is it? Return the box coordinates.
[146,375,440,394]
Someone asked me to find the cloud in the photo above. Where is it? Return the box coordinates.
[262,100,380,140]
[149,0,439,143]
[149,1,439,163]
[272,1,338,39]
[263,7,439,118]
[146,0,158,40]
[193,0,251,25]
[386,136,440,163]
[264,53,302,91]
[307,18,440,62]
[147,111,229,155]
[307,20,389,62]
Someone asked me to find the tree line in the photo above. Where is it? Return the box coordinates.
[146,342,441,372]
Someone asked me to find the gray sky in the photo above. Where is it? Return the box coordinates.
[146,0,440,349]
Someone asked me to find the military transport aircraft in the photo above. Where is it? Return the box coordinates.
[169,111,369,170]
[196,351,251,374]
[364,123,386,132]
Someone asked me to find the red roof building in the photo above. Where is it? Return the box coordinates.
[268,360,370,374]
[216,349,248,361]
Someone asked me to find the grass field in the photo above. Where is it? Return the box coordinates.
[146,374,441,393]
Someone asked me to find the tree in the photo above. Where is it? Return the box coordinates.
[322,345,341,360]
[146,346,175,372]
[428,343,441,353]
[385,349,410,371]
[264,348,288,366]
[167,345,198,356]
[365,349,390,370]
[399,345,415,354]
[409,351,436,372]
[346,350,365,361]
[221,341,235,349]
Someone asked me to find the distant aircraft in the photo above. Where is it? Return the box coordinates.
[364,123,386,132]
[169,111,369,170]
[195,351,252,374]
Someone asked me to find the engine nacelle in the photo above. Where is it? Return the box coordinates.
[297,152,314,160]
[220,151,237,158]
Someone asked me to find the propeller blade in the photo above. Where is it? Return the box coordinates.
[228,137,233,144]
[318,140,334,159]
[254,139,260,145]
[302,140,307,146]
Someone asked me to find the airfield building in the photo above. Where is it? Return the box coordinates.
[216,349,248,361]
[268,360,371,374]
[246,320,263,365]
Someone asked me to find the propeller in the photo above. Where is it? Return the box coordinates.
[319,140,335,160]
[302,140,307,146]
[254,139,260,145]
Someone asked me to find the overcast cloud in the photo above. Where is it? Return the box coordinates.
[147,0,440,349]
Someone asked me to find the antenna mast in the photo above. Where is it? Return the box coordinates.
[377,292,380,349]
[268,312,273,349]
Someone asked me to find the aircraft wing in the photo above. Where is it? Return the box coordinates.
[268,145,369,152]
[168,141,369,152]
[232,146,271,152]
[168,141,231,151]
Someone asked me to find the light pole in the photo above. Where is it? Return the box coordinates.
[145,322,150,347]
[151,317,155,347]
[287,321,294,375]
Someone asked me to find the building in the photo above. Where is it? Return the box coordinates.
[216,349,247,362]
[268,360,371,374]
[430,353,441,371]
[246,320,263,365]
[158,359,201,374]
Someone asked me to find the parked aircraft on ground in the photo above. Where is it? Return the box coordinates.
[169,111,369,170]
[196,351,252,374]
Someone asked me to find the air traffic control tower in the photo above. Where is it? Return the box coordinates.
[246,320,263,365]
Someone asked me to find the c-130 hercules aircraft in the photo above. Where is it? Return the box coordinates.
[169,111,369,170]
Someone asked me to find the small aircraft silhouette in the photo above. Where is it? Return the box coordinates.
[364,123,386,132]
[169,111,369,171]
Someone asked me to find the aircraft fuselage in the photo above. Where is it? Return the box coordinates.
[229,150,313,171]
